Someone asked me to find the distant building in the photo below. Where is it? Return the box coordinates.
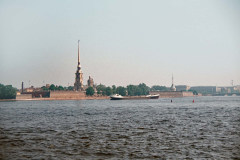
[190,86,221,95]
[236,85,240,93]
[25,86,34,92]
[74,40,84,91]
[176,85,190,91]
[220,86,240,94]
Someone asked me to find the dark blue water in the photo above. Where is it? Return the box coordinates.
[0,96,240,159]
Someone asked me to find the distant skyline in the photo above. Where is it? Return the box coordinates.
[0,0,240,89]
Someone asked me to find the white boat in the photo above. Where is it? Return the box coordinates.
[110,94,159,100]
[146,94,160,99]
[110,94,124,100]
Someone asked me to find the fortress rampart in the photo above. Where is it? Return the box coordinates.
[149,91,193,98]
[50,91,86,99]
[15,91,109,100]
[16,94,32,100]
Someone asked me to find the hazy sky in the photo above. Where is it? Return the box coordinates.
[1,0,240,89]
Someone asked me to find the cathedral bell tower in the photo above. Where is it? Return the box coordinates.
[74,40,84,91]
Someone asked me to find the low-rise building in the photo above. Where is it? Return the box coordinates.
[190,86,221,95]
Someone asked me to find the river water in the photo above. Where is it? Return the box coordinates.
[0,96,240,159]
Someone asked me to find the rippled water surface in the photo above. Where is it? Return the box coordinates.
[0,97,240,159]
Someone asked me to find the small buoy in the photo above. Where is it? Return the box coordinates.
[193,99,195,103]
[171,99,172,103]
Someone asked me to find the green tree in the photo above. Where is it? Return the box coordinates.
[127,83,150,96]
[41,86,48,91]
[96,84,106,95]
[67,86,74,90]
[57,85,64,90]
[105,87,113,96]
[135,87,142,96]
[116,86,127,96]
[0,84,17,99]
[138,83,149,95]
[49,84,56,91]
[151,85,169,91]
[112,85,116,94]
[127,85,138,96]
[86,87,95,96]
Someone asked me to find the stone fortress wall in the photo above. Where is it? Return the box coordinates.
[149,91,193,98]
[15,91,109,100]
[182,91,194,97]
[50,91,86,99]
[16,94,32,100]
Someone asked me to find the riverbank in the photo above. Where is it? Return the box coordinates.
[0,96,110,101]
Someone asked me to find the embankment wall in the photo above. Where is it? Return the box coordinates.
[16,94,32,100]
[149,91,193,98]
[182,91,194,97]
[50,91,86,99]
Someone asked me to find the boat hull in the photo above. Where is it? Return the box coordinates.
[110,97,125,100]
[110,95,159,100]
[149,95,159,99]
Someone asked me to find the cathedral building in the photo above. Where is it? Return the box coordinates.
[87,76,94,87]
[74,40,84,91]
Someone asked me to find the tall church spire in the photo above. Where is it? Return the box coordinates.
[78,40,80,66]
[74,40,84,91]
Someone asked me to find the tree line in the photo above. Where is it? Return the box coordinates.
[0,84,17,99]
[40,83,177,96]
[86,83,172,96]
[41,84,73,91]
[0,83,198,99]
